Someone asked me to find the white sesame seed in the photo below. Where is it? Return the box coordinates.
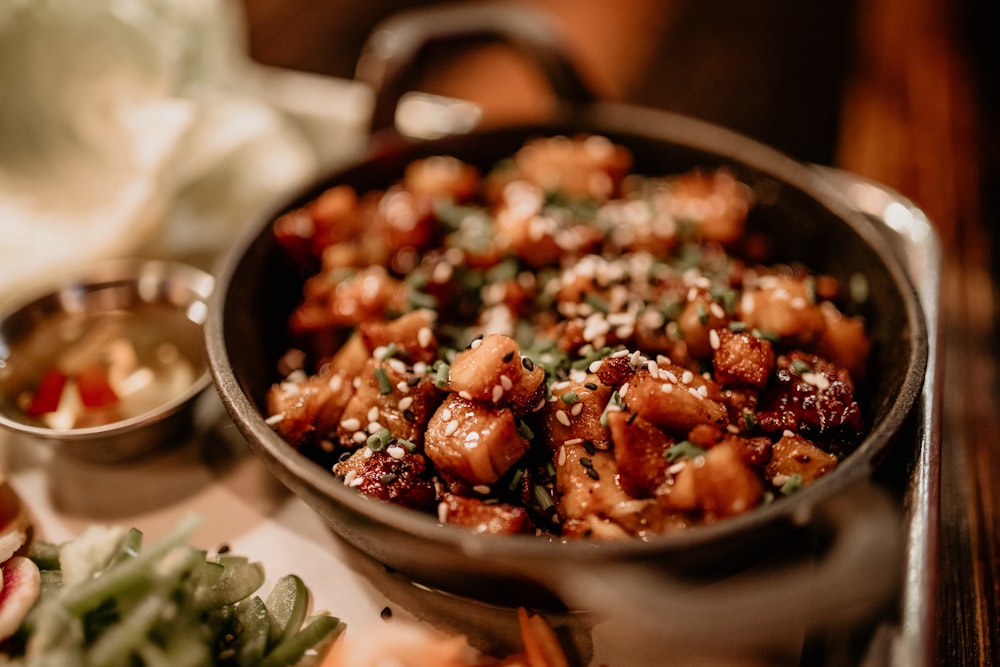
[387,445,406,460]
[710,303,726,319]
[500,375,513,391]
[367,406,379,422]
[265,413,285,426]
[329,375,344,392]
[772,474,790,486]
[445,420,459,436]
[709,329,721,350]
[688,387,703,400]
[363,447,374,459]
[783,429,796,438]
[681,370,694,384]
[352,377,361,389]
[564,438,583,446]
[611,349,630,358]
[341,418,361,431]
[367,422,383,434]
[646,360,658,375]
[667,461,687,475]
[656,354,672,367]
[352,431,368,444]
[558,446,567,466]
[413,361,428,376]
[473,485,491,495]
[437,502,449,523]
[350,475,364,487]
[418,326,433,348]
[398,396,414,411]
[660,383,674,394]
[492,385,504,403]
[589,360,603,373]
[727,424,740,433]
[619,382,630,398]
[664,370,679,384]
[697,385,708,397]
[388,359,407,374]
[571,403,584,416]
[343,471,357,486]
[373,346,388,360]
[459,391,473,400]
[396,381,410,394]
[630,349,643,367]
[802,372,831,391]
[441,408,452,421]
[556,410,571,427]
[471,337,483,349]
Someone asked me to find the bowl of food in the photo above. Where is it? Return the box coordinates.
[206,3,927,632]
[0,259,214,463]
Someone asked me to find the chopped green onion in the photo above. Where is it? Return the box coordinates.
[561,391,580,405]
[585,293,610,315]
[366,428,392,451]
[664,440,707,463]
[373,367,393,395]
[791,359,812,375]
[433,363,450,388]
[533,485,555,512]
[508,468,526,492]
[780,473,803,496]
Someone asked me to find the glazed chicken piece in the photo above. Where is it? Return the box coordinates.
[814,300,871,384]
[656,437,763,520]
[512,134,633,201]
[765,432,838,487]
[606,411,671,498]
[738,274,826,347]
[676,289,731,359]
[623,364,730,437]
[437,493,531,535]
[658,168,752,245]
[290,266,408,335]
[554,441,668,539]
[334,448,437,511]
[423,394,529,487]
[358,309,439,365]
[756,351,863,452]
[266,367,353,447]
[711,328,776,389]
[446,334,544,410]
[335,359,441,449]
[541,375,614,452]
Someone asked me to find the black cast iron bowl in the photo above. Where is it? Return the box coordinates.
[206,106,927,609]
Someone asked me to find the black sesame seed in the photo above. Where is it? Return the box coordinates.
[403,409,416,423]
[583,439,596,454]
[522,357,535,371]
[502,350,515,363]
[584,382,598,391]
[627,411,639,425]
[380,606,393,620]
[579,457,593,468]
[585,468,600,481]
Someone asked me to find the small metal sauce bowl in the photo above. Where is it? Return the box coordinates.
[0,259,214,463]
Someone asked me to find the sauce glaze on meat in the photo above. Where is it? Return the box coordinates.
[265,135,871,539]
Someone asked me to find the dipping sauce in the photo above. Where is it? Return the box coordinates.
[1,303,206,430]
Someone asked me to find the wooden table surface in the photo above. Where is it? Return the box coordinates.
[239,1,999,663]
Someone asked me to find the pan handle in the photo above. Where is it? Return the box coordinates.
[354,2,596,136]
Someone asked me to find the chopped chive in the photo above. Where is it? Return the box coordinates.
[379,343,400,361]
[366,428,392,451]
[599,390,623,426]
[516,420,534,441]
[508,468,525,492]
[664,440,707,462]
[791,359,812,375]
[380,473,398,485]
[397,438,417,452]
[780,473,803,496]
[561,391,580,405]
[743,411,756,431]
[407,290,438,310]
[696,302,709,325]
[585,293,610,315]
[533,485,555,512]
[433,363,450,388]
[805,276,817,305]
[728,321,748,333]
[374,367,393,395]
[752,328,779,343]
